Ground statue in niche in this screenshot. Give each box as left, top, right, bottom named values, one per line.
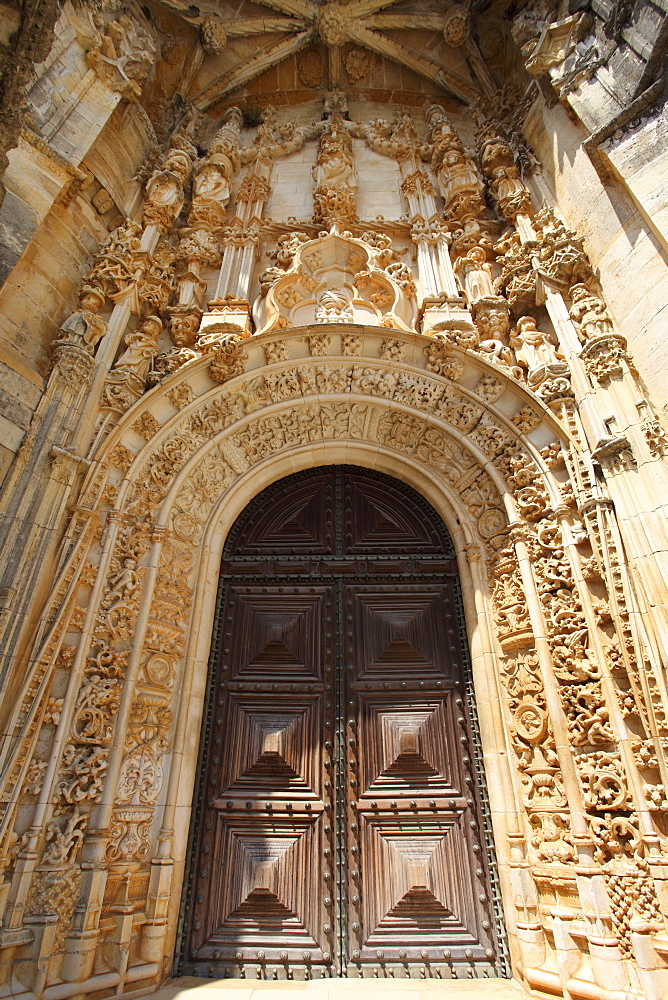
left=113, top=315, right=162, bottom=382
left=312, top=115, right=357, bottom=228
left=56, top=286, right=107, bottom=354
left=454, top=246, right=497, bottom=303
left=511, top=316, right=563, bottom=372
left=313, top=128, right=357, bottom=190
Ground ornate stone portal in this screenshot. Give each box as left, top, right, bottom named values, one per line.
left=1, top=40, right=668, bottom=1000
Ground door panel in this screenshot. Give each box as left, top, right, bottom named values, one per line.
left=344, top=582, right=496, bottom=973
left=181, top=467, right=503, bottom=980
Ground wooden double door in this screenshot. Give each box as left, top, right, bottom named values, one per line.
left=181, top=467, right=502, bottom=979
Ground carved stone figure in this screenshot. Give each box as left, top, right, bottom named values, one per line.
left=188, top=160, right=231, bottom=230
left=312, top=115, right=357, bottom=229
left=55, top=287, right=107, bottom=354
left=454, top=246, right=496, bottom=303
left=426, top=105, right=485, bottom=223
left=511, top=316, right=563, bottom=371
left=143, top=146, right=193, bottom=232
left=477, top=127, right=533, bottom=225
left=569, top=284, right=615, bottom=342
left=113, top=315, right=162, bottom=381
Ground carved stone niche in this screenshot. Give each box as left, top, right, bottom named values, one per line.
left=253, top=230, right=416, bottom=336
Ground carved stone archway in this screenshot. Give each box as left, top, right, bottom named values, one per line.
left=1, top=325, right=662, bottom=1000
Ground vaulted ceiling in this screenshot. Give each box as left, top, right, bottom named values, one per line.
left=146, top=0, right=523, bottom=119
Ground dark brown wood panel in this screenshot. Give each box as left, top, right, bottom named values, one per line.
left=181, top=467, right=503, bottom=981
left=343, top=583, right=496, bottom=973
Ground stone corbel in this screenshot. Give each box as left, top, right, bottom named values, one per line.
left=591, top=434, right=636, bottom=470
left=201, top=298, right=252, bottom=340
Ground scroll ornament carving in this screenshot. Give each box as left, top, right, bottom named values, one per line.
left=86, top=14, right=156, bottom=102
left=56, top=520, right=151, bottom=815
left=42, top=807, right=88, bottom=867
left=424, top=339, right=465, bottom=381
left=499, top=641, right=574, bottom=863
left=577, top=752, right=633, bottom=811
left=253, top=230, right=416, bottom=335
left=206, top=337, right=245, bottom=384
left=529, top=812, right=576, bottom=863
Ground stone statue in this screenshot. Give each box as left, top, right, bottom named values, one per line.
left=426, top=104, right=484, bottom=221
left=113, top=315, right=162, bottom=381
left=569, top=284, right=614, bottom=341
left=143, top=148, right=193, bottom=232
left=56, top=287, right=107, bottom=354
left=188, top=158, right=231, bottom=230
left=511, top=316, right=563, bottom=371
left=454, top=246, right=496, bottom=303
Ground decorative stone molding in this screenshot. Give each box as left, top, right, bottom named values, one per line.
left=86, top=15, right=156, bottom=102
left=253, top=230, right=416, bottom=335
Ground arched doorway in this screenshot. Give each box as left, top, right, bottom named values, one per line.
left=180, top=466, right=506, bottom=980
